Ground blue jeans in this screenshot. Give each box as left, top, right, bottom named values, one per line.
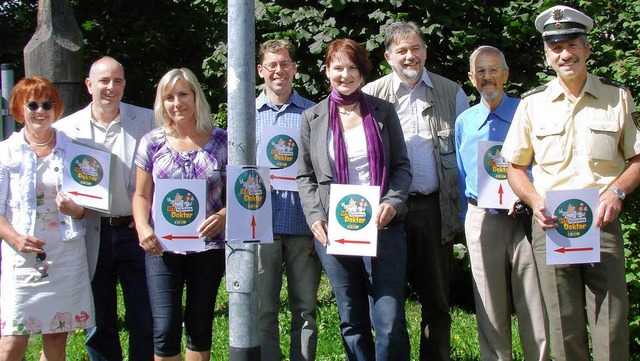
left=86, top=225, right=153, bottom=361
left=315, top=222, right=410, bottom=361
left=145, top=249, right=225, bottom=357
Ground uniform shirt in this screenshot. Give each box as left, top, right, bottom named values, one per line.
left=502, top=74, right=640, bottom=195
left=256, top=90, right=315, bottom=235
left=455, top=94, right=519, bottom=216
left=391, top=71, right=469, bottom=195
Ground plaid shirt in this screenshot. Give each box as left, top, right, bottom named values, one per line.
left=256, top=90, right=315, bottom=235
left=135, top=127, right=227, bottom=249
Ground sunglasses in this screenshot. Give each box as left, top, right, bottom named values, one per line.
left=26, top=101, right=53, bottom=111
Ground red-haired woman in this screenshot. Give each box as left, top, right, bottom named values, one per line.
left=0, top=76, right=93, bottom=361
left=297, top=39, right=412, bottom=360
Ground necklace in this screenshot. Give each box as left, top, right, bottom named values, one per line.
left=25, top=131, right=54, bottom=147
left=337, top=102, right=359, bottom=116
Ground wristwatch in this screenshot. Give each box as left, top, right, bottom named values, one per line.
left=608, top=186, right=626, bottom=201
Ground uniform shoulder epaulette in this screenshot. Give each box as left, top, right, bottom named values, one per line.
left=521, top=85, right=547, bottom=99
left=600, top=77, right=628, bottom=89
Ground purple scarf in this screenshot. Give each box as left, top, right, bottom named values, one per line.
left=329, top=89, right=387, bottom=194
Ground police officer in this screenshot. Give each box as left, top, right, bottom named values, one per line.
left=502, top=6, right=640, bottom=361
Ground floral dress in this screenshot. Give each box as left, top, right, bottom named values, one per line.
left=0, top=154, right=94, bottom=335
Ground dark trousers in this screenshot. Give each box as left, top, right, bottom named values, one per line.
left=405, top=194, right=453, bottom=361
left=145, top=249, right=225, bottom=357
left=86, top=225, right=154, bottom=361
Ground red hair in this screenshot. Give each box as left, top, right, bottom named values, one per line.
left=325, top=38, right=372, bottom=80
left=9, top=76, right=64, bottom=123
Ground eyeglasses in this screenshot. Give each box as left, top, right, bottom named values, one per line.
left=473, top=68, right=503, bottom=77
left=261, top=61, right=294, bottom=72
left=26, top=101, right=53, bottom=111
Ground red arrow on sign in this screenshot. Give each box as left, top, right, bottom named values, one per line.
left=554, top=247, right=594, bottom=254
left=270, top=175, right=296, bottom=181
left=498, top=184, right=504, bottom=205
left=334, top=239, right=371, bottom=245
left=162, top=234, right=199, bottom=241
left=251, top=215, right=257, bottom=239
left=69, top=191, right=103, bottom=200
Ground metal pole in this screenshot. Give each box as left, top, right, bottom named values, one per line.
left=226, top=0, right=259, bottom=360
left=1, top=64, right=15, bottom=140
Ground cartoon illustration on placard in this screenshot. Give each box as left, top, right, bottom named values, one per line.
left=483, top=145, right=508, bottom=180
left=266, top=135, right=298, bottom=169
left=161, top=189, right=199, bottom=226
left=235, top=169, right=267, bottom=210
left=554, top=199, right=593, bottom=238
left=71, top=155, right=104, bottom=186
left=336, top=194, right=372, bottom=230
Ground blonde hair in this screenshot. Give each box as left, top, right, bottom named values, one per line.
left=154, top=68, right=212, bottom=136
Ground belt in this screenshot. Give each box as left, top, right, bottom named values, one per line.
left=468, top=198, right=509, bottom=214
left=408, top=192, right=437, bottom=199
left=101, top=215, right=134, bottom=228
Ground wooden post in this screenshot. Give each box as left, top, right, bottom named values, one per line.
left=24, top=0, right=84, bottom=116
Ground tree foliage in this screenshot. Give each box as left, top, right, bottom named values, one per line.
left=2, top=0, right=640, bottom=354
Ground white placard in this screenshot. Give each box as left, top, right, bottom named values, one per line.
left=258, top=126, right=301, bottom=192
left=153, top=179, right=207, bottom=252
left=62, top=141, right=112, bottom=213
left=225, top=165, right=273, bottom=243
left=545, top=188, right=600, bottom=265
left=477, top=140, right=516, bottom=209
left=327, top=184, right=380, bottom=257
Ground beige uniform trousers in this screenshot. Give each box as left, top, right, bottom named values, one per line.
left=532, top=218, right=628, bottom=361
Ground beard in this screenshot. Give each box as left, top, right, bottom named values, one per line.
left=479, top=84, right=501, bottom=102
left=395, top=65, right=422, bottom=82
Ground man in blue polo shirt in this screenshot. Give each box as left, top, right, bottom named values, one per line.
left=255, top=39, right=321, bottom=361
left=454, top=46, right=549, bottom=360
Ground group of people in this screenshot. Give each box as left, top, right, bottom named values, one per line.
left=0, top=4, right=637, bottom=361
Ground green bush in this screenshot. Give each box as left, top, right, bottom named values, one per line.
left=621, top=191, right=640, bottom=355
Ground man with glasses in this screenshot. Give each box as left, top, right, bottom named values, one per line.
left=55, top=56, right=154, bottom=361
left=455, top=46, right=548, bottom=360
left=255, top=39, right=321, bottom=361
left=363, top=21, right=468, bottom=360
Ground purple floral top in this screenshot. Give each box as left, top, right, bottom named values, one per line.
left=135, top=127, right=227, bottom=249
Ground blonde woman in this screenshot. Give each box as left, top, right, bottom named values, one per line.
left=132, top=68, right=227, bottom=360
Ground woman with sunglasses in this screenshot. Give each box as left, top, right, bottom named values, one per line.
left=297, top=39, right=412, bottom=360
left=0, top=76, right=93, bottom=360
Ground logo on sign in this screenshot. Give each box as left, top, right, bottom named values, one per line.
left=162, top=189, right=199, bottom=226
left=266, top=135, right=298, bottom=168
left=483, top=145, right=509, bottom=180
left=235, top=170, right=267, bottom=210
left=71, top=155, right=104, bottom=186
left=335, top=194, right=372, bottom=230
left=554, top=199, right=593, bottom=238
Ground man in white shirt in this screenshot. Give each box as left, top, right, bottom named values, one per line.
left=55, top=56, right=154, bottom=361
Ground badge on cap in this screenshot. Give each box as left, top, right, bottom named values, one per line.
left=535, top=5, right=593, bottom=43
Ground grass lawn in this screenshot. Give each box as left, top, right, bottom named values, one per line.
left=25, top=273, right=524, bottom=360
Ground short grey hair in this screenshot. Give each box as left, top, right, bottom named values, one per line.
left=469, top=46, right=508, bottom=71
left=383, top=21, right=426, bottom=53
